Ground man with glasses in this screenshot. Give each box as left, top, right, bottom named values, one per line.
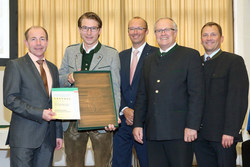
left=193, top=22, right=249, bottom=167
left=133, top=17, right=204, bottom=167
left=59, top=12, right=120, bottom=167
left=112, top=17, right=157, bottom=167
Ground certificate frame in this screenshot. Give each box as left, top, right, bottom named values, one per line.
left=51, top=88, right=81, bottom=120
left=74, top=71, right=118, bottom=130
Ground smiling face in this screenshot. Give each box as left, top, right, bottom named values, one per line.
left=78, top=18, right=102, bottom=51
left=24, top=27, right=48, bottom=59
left=128, top=18, right=148, bottom=49
left=201, top=25, right=224, bottom=55
left=154, top=18, right=177, bottom=50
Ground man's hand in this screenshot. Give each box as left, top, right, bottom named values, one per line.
left=42, top=109, right=56, bottom=121
left=222, top=134, right=234, bottom=148
left=67, top=72, right=75, bottom=84
left=105, top=118, right=121, bottom=131
left=184, top=128, right=197, bottom=142
left=55, top=138, right=63, bottom=150
left=123, top=108, right=134, bottom=126
left=133, top=127, right=143, bottom=144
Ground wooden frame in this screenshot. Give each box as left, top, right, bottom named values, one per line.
left=74, top=71, right=118, bottom=130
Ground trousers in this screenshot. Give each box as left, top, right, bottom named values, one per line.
left=64, top=121, right=113, bottom=167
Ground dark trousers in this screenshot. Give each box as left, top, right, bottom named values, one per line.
left=242, top=140, right=250, bottom=167
left=112, top=117, right=148, bottom=167
left=64, top=121, right=113, bottom=167
left=10, top=128, right=54, bottom=167
left=147, top=139, right=193, bottom=167
left=193, top=135, right=237, bottom=167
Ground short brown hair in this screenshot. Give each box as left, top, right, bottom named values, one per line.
left=201, top=22, right=222, bottom=36
left=78, top=12, right=102, bottom=28
left=24, top=26, right=48, bottom=40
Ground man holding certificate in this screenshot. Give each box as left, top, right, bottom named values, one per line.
left=59, top=12, right=120, bottom=167
left=3, top=26, right=63, bottom=167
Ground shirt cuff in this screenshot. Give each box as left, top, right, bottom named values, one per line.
left=120, top=106, right=128, bottom=116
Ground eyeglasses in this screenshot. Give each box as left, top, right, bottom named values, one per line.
left=80, top=26, right=100, bottom=32
left=128, top=27, right=147, bottom=32
left=155, top=28, right=175, bottom=34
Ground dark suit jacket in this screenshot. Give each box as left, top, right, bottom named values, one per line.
left=200, top=51, right=249, bottom=142
left=134, top=44, right=204, bottom=140
left=120, top=43, right=158, bottom=113
left=3, top=54, right=63, bottom=148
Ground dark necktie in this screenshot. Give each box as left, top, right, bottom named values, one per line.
left=206, top=56, right=211, bottom=61
left=36, top=60, right=49, bottom=96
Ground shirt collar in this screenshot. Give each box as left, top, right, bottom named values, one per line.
left=160, top=42, right=177, bottom=53
left=204, top=48, right=221, bottom=60
left=82, top=42, right=99, bottom=54
left=28, top=52, right=45, bottom=63
left=132, top=42, right=146, bottom=54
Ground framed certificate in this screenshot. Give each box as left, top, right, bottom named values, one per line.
left=51, top=88, right=81, bottom=120
left=74, top=71, right=118, bottom=130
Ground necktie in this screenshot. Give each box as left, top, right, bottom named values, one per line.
left=206, top=56, right=211, bottom=61
left=130, top=49, right=139, bottom=85
left=37, top=60, right=49, bottom=96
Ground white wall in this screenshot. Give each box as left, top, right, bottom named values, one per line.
left=234, top=0, right=250, bottom=142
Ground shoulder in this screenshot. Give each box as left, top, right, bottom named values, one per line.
left=119, top=48, right=131, bottom=58
left=145, top=43, right=158, bottom=52
left=220, top=51, right=245, bottom=63
left=65, top=43, right=81, bottom=52
left=177, top=45, right=199, bottom=54
left=175, top=45, right=200, bottom=59
left=66, top=43, right=81, bottom=49
left=99, top=44, right=119, bottom=55
left=7, top=54, right=28, bottom=66
left=46, top=60, right=57, bottom=69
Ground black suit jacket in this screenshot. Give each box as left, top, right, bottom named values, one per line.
left=200, top=51, right=249, bottom=142
left=119, top=43, right=158, bottom=112
left=3, top=54, right=63, bottom=148
left=134, top=44, right=204, bottom=140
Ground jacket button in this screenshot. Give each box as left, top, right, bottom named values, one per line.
left=157, top=80, right=160, bottom=83
left=155, top=90, right=159, bottom=93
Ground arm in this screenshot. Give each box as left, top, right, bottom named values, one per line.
left=133, top=61, right=148, bottom=128
left=223, top=56, right=249, bottom=144
left=54, top=68, right=63, bottom=141
left=59, top=48, right=75, bottom=87
left=3, top=60, right=46, bottom=123
left=105, top=50, right=121, bottom=131
left=185, top=51, right=204, bottom=141
left=110, top=50, right=121, bottom=117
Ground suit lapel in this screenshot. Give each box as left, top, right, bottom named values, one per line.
left=24, top=54, right=48, bottom=97
left=89, top=50, right=103, bottom=71
left=131, top=43, right=150, bottom=85
left=125, top=48, right=132, bottom=85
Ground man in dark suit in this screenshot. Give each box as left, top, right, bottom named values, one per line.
left=193, top=22, right=249, bottom=167
left=112, top=17, right=158, bottom=167
left=133, top=17, right=204, bottom=167
left=3, top=26, right=63, bottom=167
